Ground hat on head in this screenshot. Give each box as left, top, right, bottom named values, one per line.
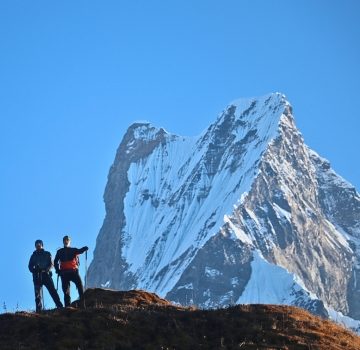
left=63, top=235, right=71, bottom=242
left=35, top=239, right=43, bottom=247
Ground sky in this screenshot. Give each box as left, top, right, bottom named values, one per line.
left=0, top=0, right=359, bottom=311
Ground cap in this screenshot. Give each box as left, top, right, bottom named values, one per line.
left=63, top=235, right=71, bottom=242
left=35, top=239, right=43, bottom=247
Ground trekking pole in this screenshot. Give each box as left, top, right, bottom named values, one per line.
left=55, top=246, right=61, bottom=292
left=39, top=271, right=45, bottom=311
left=83, top=250, right=88, bottom=309
left=41, top=286, right=45, bottom=311
left=84, top=250, right=88, bottom=291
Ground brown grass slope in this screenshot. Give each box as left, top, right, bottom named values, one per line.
left=0, top=288, right=359, bottom=350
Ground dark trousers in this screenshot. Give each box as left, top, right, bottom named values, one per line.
left=33, top=272, right=63, bottom=312
left=60, top=269, right=84, bottom=307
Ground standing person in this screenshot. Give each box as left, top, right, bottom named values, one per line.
left=54, top=235, right=88, bottom=307
left=28, top=239, right=63, bottom=312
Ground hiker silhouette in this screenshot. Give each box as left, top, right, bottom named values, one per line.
left=28, top=239, right=63, bottom=312
left=54, top=235, right=88, bottom=307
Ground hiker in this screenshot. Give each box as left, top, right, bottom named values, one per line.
left=28, top=239, right=63, bottom=312
left=54, top=235, right=88, bottom=307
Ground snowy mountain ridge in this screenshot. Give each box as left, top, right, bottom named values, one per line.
left=88, top=92, right=360, bottom=331
left=121, top=93, right=289, bottom=295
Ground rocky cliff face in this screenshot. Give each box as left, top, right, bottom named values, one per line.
left=87, top=93, right=360, bottom=328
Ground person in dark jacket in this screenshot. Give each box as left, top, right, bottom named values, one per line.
left=28, top=239, right=63, bottom=312
left=54, top=235, right=88, bottom=307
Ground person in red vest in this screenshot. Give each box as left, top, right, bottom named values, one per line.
left=54, top=235, right=88, bottom=307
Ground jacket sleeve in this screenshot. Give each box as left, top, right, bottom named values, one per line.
left=76, top=246, right=89, bottom=255
left=54, top=251, right=60, bottom=273
left=28, top=255, right=35, bottom=273
left=46, top=252, right=53, bottom=272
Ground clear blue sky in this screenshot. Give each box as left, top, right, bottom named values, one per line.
left=0, top=0, right=359, bottom=310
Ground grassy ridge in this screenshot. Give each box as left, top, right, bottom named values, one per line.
left=0, top=288, right=359, bottom=350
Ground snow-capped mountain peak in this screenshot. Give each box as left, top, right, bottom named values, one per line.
left=88, top=93, right=360, bottom=332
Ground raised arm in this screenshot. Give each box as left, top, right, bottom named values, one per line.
left=76, top=246, right=89, bottom=255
